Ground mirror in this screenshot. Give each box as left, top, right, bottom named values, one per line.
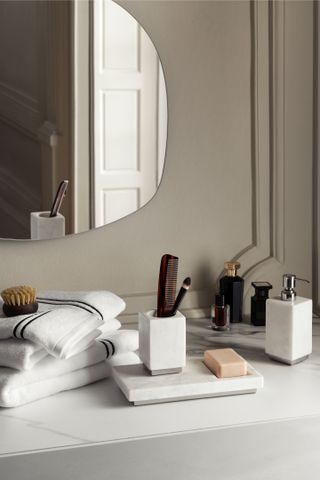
left=0, top=0, right=167, bottom=240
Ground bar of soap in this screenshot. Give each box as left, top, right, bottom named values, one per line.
left=204, top=348, right=247, bottom=378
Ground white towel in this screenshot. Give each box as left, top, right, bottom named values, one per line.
left=0, top=362, right=108, bottom=408
left=109, top=351, right=142, bottom=366
left=0, top=329, right=138, bottom=371
left=99, top=330, right=138, bottom=357
left=0, top=349, right=141, bottom=407
left=0, top=339, right=48, bottom=371
left=0, top=338, right=48, bottom=370
left=37, top=290, right=126, bottom=321
left=98, top=318, right=121, bottom=337
left=0, top=302, right=103, bottom=359
left=0, top=290, right=125, bottom=359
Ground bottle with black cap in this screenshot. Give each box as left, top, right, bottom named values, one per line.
left=265, top=274, right=312, bottom=364
left=251, top=282, right=273, bottom=326
left=211, top=293, right=230, bottom=331
left=219, top=261, right=244, bottom=323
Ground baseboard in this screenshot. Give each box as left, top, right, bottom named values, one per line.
left=119, top=289, right=211, bottom=324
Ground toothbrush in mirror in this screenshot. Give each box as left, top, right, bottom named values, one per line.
left=49, top=180, right=69, bottom=217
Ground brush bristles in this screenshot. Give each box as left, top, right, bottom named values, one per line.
left=1, top=286, right=37, bottom=306
left=183, top=277, right=191, bottom=289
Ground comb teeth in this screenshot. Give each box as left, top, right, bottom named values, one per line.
left=165, top=260, right=178, bottom=307
left=157, top=254, right=179, bottom=317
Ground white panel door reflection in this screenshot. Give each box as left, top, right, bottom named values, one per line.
left=93, top=0, right=167, bottom=227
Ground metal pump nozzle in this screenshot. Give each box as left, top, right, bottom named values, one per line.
left=281, top=274, right=310, bottom=301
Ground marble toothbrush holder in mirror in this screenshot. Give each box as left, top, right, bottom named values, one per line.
left=30, top=212, right=65, bottom=241
left=138, top=310, right=186, bottom=376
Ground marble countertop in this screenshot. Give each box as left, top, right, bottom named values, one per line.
left=1, top=318, right=320, bottom=458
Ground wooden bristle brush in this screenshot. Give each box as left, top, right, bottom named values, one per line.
left=1, top=285, right=38, bottom=317
left=157, top=254, right=179, bottom=317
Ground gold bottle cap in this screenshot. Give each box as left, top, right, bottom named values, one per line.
left=224, top=261, right=241, bottom=277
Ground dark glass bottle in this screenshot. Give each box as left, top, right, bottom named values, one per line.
left=211, top=293, right=230, bottom=331
left=250, top=282, right=273, bottom=326
left=219, top=261, right=244, bottom=323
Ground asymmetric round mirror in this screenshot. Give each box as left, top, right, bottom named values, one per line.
left=0, top=0, right=167, bottom=240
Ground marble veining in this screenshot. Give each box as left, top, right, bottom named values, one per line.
left=0, top=411, right=91, bottom=443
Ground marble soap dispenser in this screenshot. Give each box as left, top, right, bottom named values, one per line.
left=265, top=274, right=312, bottom=365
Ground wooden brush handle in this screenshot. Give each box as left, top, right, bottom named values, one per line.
left=3, top=302, right=38, bottom=317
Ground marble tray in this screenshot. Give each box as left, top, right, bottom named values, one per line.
left=111, top=357, right=264, bottom=405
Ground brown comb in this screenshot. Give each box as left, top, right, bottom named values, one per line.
left=156, top=254, right=179, bottom=317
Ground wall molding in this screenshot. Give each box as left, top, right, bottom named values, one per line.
left=229, top=1, right=285, bottom=298
left=238, top=0, right=316, bottom=316
left=225, top=0, right=272, bottom=279
left=314, top=0, right=320, bottom=315
left=119, top=289, right=210, bottom=323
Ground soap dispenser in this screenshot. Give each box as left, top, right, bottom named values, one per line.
left=265, top=274, right=312, bottom=365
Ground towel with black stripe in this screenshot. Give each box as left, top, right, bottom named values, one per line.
left=0, top=332, right=140, bottom=407
left=0, top=326, right=138, bottom=372
left=0, top=303, right=102, bottom=359
left=99, top=329, right=138, bottom=359
left=37, top=290, right=126, bottom=322
left=0, top=290, right=126, bottom=360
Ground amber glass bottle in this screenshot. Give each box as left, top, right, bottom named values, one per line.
left=211, top=294, right=230, bottom=331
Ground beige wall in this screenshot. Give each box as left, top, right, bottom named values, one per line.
left=0, top=0, right=316, bottom=321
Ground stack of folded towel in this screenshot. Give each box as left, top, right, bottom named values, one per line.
left=0, top=291, right=139, bottom=407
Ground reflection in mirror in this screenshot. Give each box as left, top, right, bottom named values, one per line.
left=91, top=0, right=167, bottom=228
left=0, top=0, right=167, bottom=240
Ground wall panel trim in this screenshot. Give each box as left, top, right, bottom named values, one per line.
left=235, top=1, right=285, bottom=286
left=313, top=0, right=320, bottom=315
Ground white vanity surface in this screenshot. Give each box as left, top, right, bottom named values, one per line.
left=1, top=318, right=320, bottom=479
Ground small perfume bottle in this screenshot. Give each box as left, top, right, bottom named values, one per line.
left=266, top=274, right=312, bottom=364
left=211, top=294, right=230, bottom=331
left=219, top=261, right=244, bottom=323
left=251, top=282, right=273, bottom=326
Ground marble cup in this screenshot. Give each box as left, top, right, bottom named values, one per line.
left=138, top=310, right=186, bottom=375
left=30, top=211, right=65, bottom=240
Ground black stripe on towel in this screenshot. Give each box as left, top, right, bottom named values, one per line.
left=37, top=298, right=103, bottom=320
left=100, top=340, right=111, bottom=359
left=108, top=340, right=115, bottom=356
left=20, top=311, right=50, bottom=339
left=100, top=340, right=110, bottom=358
left=37, top=300, right=94, bottom=317
left=13, top=313, right=38, bottom=339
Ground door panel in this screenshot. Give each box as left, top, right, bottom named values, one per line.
left=93, top=0, right=160, bottom=227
